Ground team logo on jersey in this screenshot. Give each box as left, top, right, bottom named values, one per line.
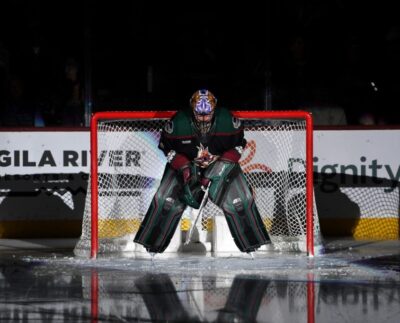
left=194, top=143, right=219, bottom=168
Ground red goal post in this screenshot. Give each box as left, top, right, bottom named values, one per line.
left=86, top=110, right=316, bottom=258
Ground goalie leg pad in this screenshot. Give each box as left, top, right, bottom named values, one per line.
left=203, top=160, right=241, bottom=205
left=134, top=167, right=186, bottom=253
left=213, top=171, right=270, bottom=252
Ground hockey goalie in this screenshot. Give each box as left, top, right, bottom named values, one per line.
left=134, top=89, right=270, bottom=253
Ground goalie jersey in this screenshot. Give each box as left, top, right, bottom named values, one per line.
left=158, top=107, right=246, bottom=161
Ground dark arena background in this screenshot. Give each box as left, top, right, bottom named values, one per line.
left=0, top=1, right=399, bottom=322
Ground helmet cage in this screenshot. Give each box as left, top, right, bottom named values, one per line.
left=190, top=89, right=217, bottom=135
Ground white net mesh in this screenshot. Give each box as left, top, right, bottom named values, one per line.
left=74, top=113, right=321, bottom=256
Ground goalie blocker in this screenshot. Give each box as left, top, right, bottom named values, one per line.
left=134, top=160, right=270, bottom=253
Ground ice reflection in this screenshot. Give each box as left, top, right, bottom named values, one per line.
left=0, top=251, right=399, bottom=323
left=128, top=273, right=310, bottom=322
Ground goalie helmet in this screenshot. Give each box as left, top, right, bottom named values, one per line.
left=190, top=89, right=217, bottom=134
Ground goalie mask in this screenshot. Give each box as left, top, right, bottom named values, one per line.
left=190, top=89, right=217, bottom=135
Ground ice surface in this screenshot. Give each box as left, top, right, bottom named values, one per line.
left=1, top=238, right=400, bottom=323
left=20, top=239, right=400, bottom=283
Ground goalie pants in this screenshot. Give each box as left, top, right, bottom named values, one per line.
left=134, top=166, right=270, bottom=253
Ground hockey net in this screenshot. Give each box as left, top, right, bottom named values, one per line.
left=74, top=111, right=321, bottom=258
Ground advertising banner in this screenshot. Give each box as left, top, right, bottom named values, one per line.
left=0, top=129, right=399, bottom=238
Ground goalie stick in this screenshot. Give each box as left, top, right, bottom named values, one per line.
left=184, top=182, right=211, bottom=245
